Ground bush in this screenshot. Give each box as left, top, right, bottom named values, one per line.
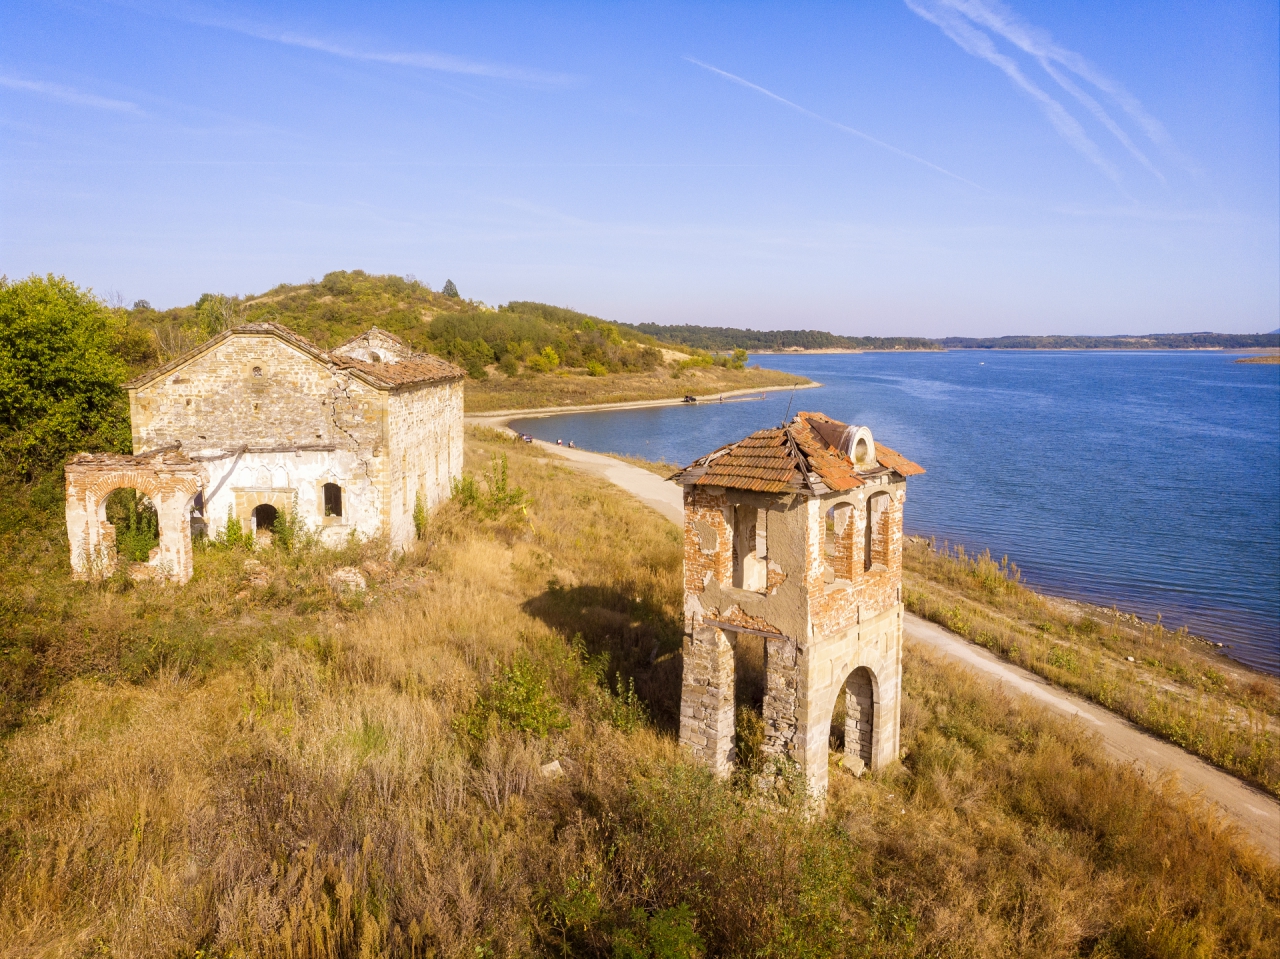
left=586, top=360, right=608, bottom=377
left=413, top=491, right=427, bottom=540
left=104, top=488, right=158, bottom=562
left=461, top=659, right=569, bottom=739
left=0, top=275, right=130, bottom=476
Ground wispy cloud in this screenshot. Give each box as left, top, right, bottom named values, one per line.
left=0, top=75, right=143, bottom=114
left=193, top=14, right=573, bottom=85
left=685, top=57, right=980, bottom=189
left=904, top=0, right=1177, bottom=181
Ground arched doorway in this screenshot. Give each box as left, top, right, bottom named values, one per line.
left=252, top=503, right=278, bottom=540
left=730, top=631, right=767, bottom=770
left=844, top=666, right=877, bottom=774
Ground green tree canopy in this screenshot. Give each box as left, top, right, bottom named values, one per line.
left=441, top=279, right=459, bottom=298
left=0, top=275, right=131, bottom=476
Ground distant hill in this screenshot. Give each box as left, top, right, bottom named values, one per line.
left=625, top=323, right=1279, bottom=353
left=620, top=323, right=937, bottom=352
left=933, top=333, right=1280, bottom=350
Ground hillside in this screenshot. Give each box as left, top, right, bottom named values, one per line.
left=116, top=272, right=808, bottom=409
left=1, top=428, right=1276, bottom=955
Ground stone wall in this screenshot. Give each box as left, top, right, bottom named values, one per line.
left=385, top=380, right=464, bottom=546
left=129, top=333, right=385, bottom=454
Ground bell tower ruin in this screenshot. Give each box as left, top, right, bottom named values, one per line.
left=670, top=412, right=924, bottom=798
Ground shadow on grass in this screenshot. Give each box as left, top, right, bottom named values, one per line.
left=522, top=581, right=684, bottom=733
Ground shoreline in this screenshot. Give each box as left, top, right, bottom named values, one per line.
left=466, top=381, right=822, bottom=425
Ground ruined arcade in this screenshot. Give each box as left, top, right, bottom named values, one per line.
left=671, top=412, right=924, bottom=797
left=65, top=323, right=465, bottom=583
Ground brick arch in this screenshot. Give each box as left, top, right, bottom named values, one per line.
left=838, top=665, right=880, bottom=772
left=65, top=451, right=207, bottom=584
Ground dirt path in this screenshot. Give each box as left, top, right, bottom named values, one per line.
left=500, top=435, right=1280, bottom=863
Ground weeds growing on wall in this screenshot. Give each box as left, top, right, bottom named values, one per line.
left=413, top=490, right=427, bottom=540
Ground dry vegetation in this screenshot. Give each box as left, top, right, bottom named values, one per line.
left=462, top=366, right=809, bottom=413
left=1, top=432, right=1277, bottom=957
left=1233, top=354, right=1280, bottom=364
left=903, top=538, right=1280, bottom=798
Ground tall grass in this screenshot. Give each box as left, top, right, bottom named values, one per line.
left=903, top=539, right=1280, bottom=797
left=0, top=434, right=1276, bottom=957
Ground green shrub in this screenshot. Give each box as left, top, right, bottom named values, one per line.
left=0, top=274, right=131, bottom=476
left=413, top=490, right=427, bottom=540
left=105, top=487, right=158, bottom=562
left=461, top=659, right=568, bottom=739
left=214, top=509, right=254, bottom=550
left=451, top=454, right=528, bottom=520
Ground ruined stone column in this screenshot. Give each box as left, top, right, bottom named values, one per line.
left=679, top=625, right=736, bottom=776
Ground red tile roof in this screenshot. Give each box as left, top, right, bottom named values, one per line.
left=670, top=411, right=923, bottom=494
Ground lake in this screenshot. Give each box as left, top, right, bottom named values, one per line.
left=511, top=351, right=1280, bottom=675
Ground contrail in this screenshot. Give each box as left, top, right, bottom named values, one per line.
left=685, top=57, right=981, bottom=189
left=905, top=0, right=1178, bottom=181
left=0, top=75, right=143, bottom=114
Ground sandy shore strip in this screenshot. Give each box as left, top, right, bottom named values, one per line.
left=467, top=381, right=821, bottom=426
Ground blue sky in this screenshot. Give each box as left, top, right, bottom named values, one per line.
left=2, top=1, right=1277, bottom=335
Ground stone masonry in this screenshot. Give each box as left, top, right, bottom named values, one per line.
left=66, top=323, right=465, bottom=584
left=670, top=412, right=924, bottom=798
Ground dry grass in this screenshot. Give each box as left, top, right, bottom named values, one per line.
left=0, top=434, right=1276, bottom=957
left=1233, top=354, right=1280, bottom=364
left=903, top=538, right=1280, bottom=797
left=463, top=364, right=808, bottom=413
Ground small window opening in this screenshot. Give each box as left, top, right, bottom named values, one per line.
left=854, top=437, right=869, bottom=463
left=369, top=351, right=382, bottom=363
left=252, top=503, right=278, bottom=537
left=731, top=631, right=767, bottom=770
left=253, top=402, right=259, bottom=411
left=185, top=398, right=192, bottom=406
left=252, top=366, right=262, bottom=377
left=323, top=483, right=343, bottom=517
left=731, top=504, right=767, bottom=591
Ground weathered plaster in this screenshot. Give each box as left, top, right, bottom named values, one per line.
left=678, top=435, right=911, bottom=799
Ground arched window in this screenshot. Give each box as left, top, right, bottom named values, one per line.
left=104, top=487, right=159, bottom=561
left=865, top=493, right=890, bottom=571
left=323, top=482, right=343, bottom=517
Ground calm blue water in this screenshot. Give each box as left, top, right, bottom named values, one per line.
left=513, top=352, right=1280, bottom=674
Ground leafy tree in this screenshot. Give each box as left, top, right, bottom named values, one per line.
left=442, top=279, right=459, bottom=298
left=0, top=274, right=131, bottom=477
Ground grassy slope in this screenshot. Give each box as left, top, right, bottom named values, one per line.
left=1, top=430, right=1276, bottom=957
left=903, top=539, right=1280, bottom=798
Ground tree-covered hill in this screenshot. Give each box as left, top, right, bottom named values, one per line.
left=124, top=271, right=675, bottom=380
left=626, top=322, right=1279, bottom=353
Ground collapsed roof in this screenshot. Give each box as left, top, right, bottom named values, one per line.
left=669, top=411, right=924, bottom=495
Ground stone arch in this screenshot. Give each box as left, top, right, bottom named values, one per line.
left=65, top=451, right=207, bottom=584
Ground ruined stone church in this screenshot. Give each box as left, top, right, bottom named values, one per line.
left=670, top=412, right=924, bottom=798
left=65, top=323, right=465, bottom=583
